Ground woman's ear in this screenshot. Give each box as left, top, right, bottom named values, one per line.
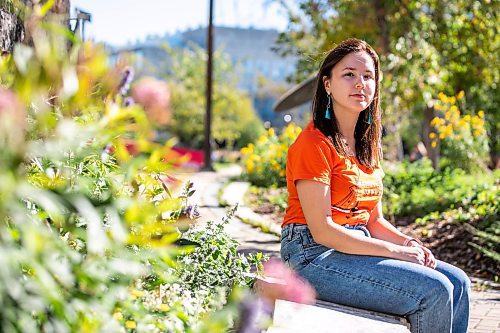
left=323, top=76, right=331, bottom=94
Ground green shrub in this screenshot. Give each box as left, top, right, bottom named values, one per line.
left=383, top=159, right=495, bottom=218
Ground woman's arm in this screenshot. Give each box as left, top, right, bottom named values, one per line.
left=367, top=201, right=437, bottom=268
left=296, top=180, right=426, bottom=265
left=366, top=201, right=411, bottom=245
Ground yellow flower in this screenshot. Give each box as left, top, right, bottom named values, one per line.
left=471, top=116, right=484, bottom=129
left=113, top=312, right=123, bottom=321
left=130, top=289, right=145, bottom=298
left=445, top=124, right=453, bottom=137
left=439, top=132, right=446, bottom=140
left=457, top=119, right=467, bottom=129
left=252, top=154, right=261, bottom=162
left=258, top=136, right=268, bottom=145
left=438, top=92, right=447, bottom=103
left=246, top=160, right=255, bottom=173
left=125, top=321, right=136, bottom=329
left=430, top=117, right=441, bottom=127
left=448, top=96, right=456, bottom=104
left=279, top=170, right=286, bottom=177
left=445, top=110, right=451, bottom=121
left=478, top=110, right=485, bottom=118
left=463, top=115, right=471, bottom=122
left=268, top=128, right=275, bottom=137
left=456, top=90, right=465, bottom=100
left=158, top=304, right=170, bottom=312
left=431, top=141, right=437, bottom=148
left=429, top=132, right=436, bottom=139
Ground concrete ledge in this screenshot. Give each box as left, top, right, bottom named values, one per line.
left=268, top=299, right=410, bottom=333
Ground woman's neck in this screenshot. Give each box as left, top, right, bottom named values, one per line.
left=333, top=107, right=359, bottom=140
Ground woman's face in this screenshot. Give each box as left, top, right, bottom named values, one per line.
left=323, top=51, right=376, bottom=115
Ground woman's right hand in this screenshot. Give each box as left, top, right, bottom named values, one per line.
left=393, top=245, right=427, bottom=265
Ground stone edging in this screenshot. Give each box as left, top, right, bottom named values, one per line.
left=219, top=180, right=281, bottom=237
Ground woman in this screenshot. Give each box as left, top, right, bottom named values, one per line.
left=281, top=38, right=470, bottom=333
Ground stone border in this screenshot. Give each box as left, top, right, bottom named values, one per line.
left=219, top=180, right=281, bottom=236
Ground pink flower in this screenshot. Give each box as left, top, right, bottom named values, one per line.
left=0, top=88, right=26, bottom=149
left=254, top=259, right=316, bottom=305
left=131, top=77, right=171, bottom=126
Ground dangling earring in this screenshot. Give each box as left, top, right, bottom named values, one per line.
left=325, top=94, right=331, bottom=120
left=367, top=112, right=372, bottom=125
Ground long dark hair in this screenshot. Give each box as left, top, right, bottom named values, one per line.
left=312, top=38, right=382, bottom=169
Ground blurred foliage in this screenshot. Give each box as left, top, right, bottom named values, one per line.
left=383, top=159, right=495, bottom=217
left=240, top=124, right=302, bottom=187
left=429, top=91, right=489, bottom=171
left=384, top=160, right=499, bottom=263
left=0, top=8, right=264, bottom=333
left=165, top=45, right=264, bottom=150
left=274, top=0, right=499, bottom=164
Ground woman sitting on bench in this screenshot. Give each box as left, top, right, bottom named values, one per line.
left=281, top=38, right=470, bottom=333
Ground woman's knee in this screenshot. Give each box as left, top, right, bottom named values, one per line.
left=419, top=272, right=455, bottom=309
left=436, top=261, right=471, bottom=295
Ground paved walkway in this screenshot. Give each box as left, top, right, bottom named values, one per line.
left=177, top=165, right=500, bottom=333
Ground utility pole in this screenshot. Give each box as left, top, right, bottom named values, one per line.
left=203, top=0, right=214, bottom=171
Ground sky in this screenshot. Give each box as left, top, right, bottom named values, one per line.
left=70, top=0, right=290, bottom=47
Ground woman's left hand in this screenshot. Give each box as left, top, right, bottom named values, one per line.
left=413, top=244, right=437, bottom=269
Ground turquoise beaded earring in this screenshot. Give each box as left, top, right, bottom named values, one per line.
left=367, top=112, right=372, bottom=124
left=325, top=94, right=331, bottom=120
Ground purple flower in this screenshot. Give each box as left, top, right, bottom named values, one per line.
left=123, top=96, right=135, bottom=107
left=118, top=66, right=134, bottom=96
left=181, top=204, right=200, bottom=220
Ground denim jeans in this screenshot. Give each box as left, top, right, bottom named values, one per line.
left=281, top=223, right=470, bottom=333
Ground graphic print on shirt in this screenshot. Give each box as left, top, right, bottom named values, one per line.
left=331, top=160, right=383, bottom=223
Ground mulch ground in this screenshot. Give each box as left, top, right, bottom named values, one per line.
left=397, top=218, right=499, bottom=280
left=247, top=191, right=498, bottom=281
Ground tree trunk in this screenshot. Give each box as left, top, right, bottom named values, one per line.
left=0, top=0, right=70, bottom=53
left=0, top=8, right=24, bottom=53
left=372, top=0, right=390, bottom=54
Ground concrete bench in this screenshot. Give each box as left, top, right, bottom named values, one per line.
left=267, top=299, right=411, bottom=333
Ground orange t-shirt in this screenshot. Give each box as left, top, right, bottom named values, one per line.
left=282, top=121, right=384, bottom=228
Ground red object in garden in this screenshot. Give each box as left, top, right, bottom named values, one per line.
left=171, top=147, right=205, bottom=169
left=107, top=140, right=204, bottom=170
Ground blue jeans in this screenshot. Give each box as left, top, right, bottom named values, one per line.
left=280, top=223, right=470, bottom=333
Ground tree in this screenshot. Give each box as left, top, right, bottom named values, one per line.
left=166, top=45, right=264, bottom=149
left=274, top=0, right=499, bottom=167
left=1, top=0, right=70, bottom=53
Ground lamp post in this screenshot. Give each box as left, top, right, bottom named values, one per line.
left=203, top=0, right=215, bottom=171
left=72, top=8, right=92, bottom=41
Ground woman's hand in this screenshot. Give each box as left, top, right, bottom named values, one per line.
left=394, top=243, right=437, bottom=268
left=394, top=245, right=427, bottom=266
left=414, top=244, right=437, bottom=269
